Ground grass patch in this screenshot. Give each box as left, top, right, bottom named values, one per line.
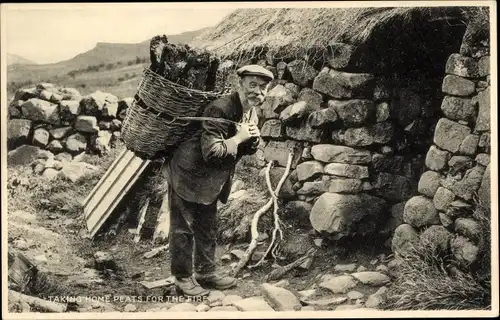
left=385, top=198, right=491, bottom=310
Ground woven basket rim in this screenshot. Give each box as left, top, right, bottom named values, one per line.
left=141, top=68, right=223, bottom=97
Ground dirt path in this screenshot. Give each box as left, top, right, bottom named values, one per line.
left=7, top=158, right=393, bottom=313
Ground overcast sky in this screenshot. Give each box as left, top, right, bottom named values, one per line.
left=3, top=3, right=235, bottom=64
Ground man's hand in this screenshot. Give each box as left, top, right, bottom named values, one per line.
left=234, top=123, right=260, bottom=144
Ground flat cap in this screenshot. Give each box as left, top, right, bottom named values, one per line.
left=236, top=64, right=274, bottom=82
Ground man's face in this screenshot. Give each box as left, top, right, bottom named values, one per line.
left=238, top=75, right=270, bottom=107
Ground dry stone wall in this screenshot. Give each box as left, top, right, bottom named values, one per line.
left=7, top=84, right=132, bottom=178
left=392, top=26, right=491, bottom=267
left=232, top=44, right=443, bottom=241
left=237, top=22, right=490, bottom=244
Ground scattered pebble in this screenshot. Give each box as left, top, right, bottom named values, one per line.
left=34, top=255, right=48, bottom=263
left=221, top=254, right=232, bottom=262
left=347, top=291, right=364, bottom=300
left=230, top=249, right=245, bottom=260
left=196, top=304, right=210, bottom=312
left=334, top=263, right=357, bottom=273
left=274, top=279, right=290, bottom=288
left=314, top=238, right=323, bottom=247
left=124, top=304, right=137, bottom=312
left=298, top=289, right=316, bottom=299
left=375, top=265, right=389, bottom=274
left=356, top=265, right=367, bottom=272
left=222, top=294, right=243, bottom=306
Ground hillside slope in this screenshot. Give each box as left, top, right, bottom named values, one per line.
left=7, top=28, right=209, bottom=85
left=7, top=53, right=36, bottom=66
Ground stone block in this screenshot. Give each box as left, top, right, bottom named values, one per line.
left=433, top=118, right=471, bottom=153
left=403, top=196, right=439, bottom=228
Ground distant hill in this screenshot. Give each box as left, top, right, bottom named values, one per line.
left=7, top=27, right=209, bottom=85
left=7, top=53, right=36, bottom=66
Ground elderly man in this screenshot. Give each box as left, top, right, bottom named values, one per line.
left=162, top=64, right=274, bottom=296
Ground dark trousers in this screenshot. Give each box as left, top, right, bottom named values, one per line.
left=168, top=187, right=218, bottom=278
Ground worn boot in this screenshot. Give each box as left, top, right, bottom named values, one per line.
left=175, top=276, right=210, bottom=296
left=195, top=272, right=237, bottom=290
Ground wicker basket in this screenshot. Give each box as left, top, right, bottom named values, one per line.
left=121, top=68, right=223, bottom=159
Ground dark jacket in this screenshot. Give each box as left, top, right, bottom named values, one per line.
left=162, top=92, right=259, bottom=205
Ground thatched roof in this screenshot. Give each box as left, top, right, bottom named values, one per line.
left=191, top=6, right=485, bottom=59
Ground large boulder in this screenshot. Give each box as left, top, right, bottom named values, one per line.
left=425, top=145, right=450, bottom=171
left=8, top=100, right=23, bottom=119
left=310, top=192, right=386, bottom=239
left=260, top=85, right=296, bottom=116
left=308, top=107, right=338, bottom=128
left=403, top=196, right=439, bottom=228
left=478, top=164, right=490, bottom=209
left=80, top=91, right=117, bottom=116
left=459, top=134, right=479, bottom=155
left=7, top=119, right=32, bottom=149
left=329, top=99, right=375, bottom=126
left=392, top=224, right=419, bottom=256
left=32, top=128, right=50, bottom=147
left=451, top=165, right=486, bottom=201
left=46, top=140, right=64, bottom=153
left=433, top=119, right=471, bottom=153
left=333, top=122, right=393, bottom=147
left=297, top=88, right=323, bottom=112
left=451, top=236, right=479, bottom=266
left=59, top=100, right=82, bottom=121
left=59, top=87, right=82, bottom=101
left=58, top=162, right=98, bottom=183
left=280, top=101, right=308, bottom=124
left=475, top=87, right=490, bottom=132
left=311, top=144, right=371, bottom=165
left=285, top=120, right=323, bottom=143
left=455, top=218, right=482, bottom=244
left=49, top=127, right=73, bottom=140
left=7, top=145, right=41, bottom=166
left=93, top=131, right=112, bottom=154
left=261, top=120, right=284, bottom=138
left=324, top=163, right=369, bottom=179
left=286, top=60, right=318, bottom=87
left=313, top=68, right=375, bottom=99
left=320, top=275, right=357, bottom=294
left=74, top=116, right=99, bottom=133
left=296, top=161, right=324, bottom=182
left=417, top=171, right=441, bottom=198
left=65, top=133, right=88, bottom=153
left=442, top=75, right=475, bottom=96
left=445, top=53, right=483, bottom=78
left=440, top=96, right=476, bottom=123
left=328, top=178, right=363, bottom=193
left=261, top=283, right=301, bottom=311
left=14, top=87, right=37, bottom=101
left=433, top=187, right=455, bottom=211
left=21, top=98, right=60, bottom=124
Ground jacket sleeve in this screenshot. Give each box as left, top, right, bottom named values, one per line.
left=200, top=104, right=239, bottom=165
